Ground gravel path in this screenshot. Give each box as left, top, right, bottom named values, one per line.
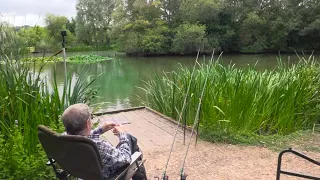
left=143, top=140, right=320, bottom=180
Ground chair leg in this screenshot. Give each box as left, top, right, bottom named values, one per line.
left=47, top=158, right=69, bottom=180
left=133, top=161, right=147, bottom=180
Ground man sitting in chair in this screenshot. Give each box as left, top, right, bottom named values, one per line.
left=61, top=103, right=146, bottom=179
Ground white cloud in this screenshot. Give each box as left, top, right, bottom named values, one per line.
left=0, top=0, right=77, bottom=26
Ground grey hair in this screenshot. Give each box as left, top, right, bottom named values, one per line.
left=61, top=103, right=91, bottom=135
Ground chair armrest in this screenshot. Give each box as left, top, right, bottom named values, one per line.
left=113, top=152, right=145, bottom=180
left=130, top=152, right=142, bottom=164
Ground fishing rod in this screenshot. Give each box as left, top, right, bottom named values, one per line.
left=179, top=51, right=214, bottom=180
left=195, top=51, right=223, bottom=147
left=161, top=50, right=201, bottom=180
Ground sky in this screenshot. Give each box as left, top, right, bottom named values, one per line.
left=0, top=0, right=77, bottom=26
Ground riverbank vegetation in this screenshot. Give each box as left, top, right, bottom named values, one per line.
left=142, top=55, right=320, bottom=142
left=0, top=55, right=98, bottom=178
left=2, top=0, right=320, bottom=56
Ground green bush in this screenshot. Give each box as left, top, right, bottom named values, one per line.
left=141, top=20, right=171, bottom=55
left=0, top=131, right=55, bottom=180
left=115, top=19, right=171, bottom=55
left=172, top=23, right=208, bottom=54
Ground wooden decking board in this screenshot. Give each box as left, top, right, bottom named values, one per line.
left=121, top=112, right=155, bottom=148
left=139, top=109, right=187, bottom=138
left=136, top=111, right=185, bottom=142
left=124, top=111, right=165, bottom=146
left=140, top=109, right=178, bottom=129
left=141, top=109, right=188, bottom=133
left=98, top=107, right=191, bottom=150
left=131, top=111, right=175, bottom=143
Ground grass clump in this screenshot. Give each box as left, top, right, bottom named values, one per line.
left=142, top=55, right=320, bottom=143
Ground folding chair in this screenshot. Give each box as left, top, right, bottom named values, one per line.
left=37, top=125, right=146, bottom=180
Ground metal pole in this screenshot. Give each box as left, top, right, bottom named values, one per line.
left=62, top=47, right=68, bottom=106
left=61, top=31, right=68, bottom=106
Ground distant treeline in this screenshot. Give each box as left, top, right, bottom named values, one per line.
left=3, top=0, right=320, bottom=56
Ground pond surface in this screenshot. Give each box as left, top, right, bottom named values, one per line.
left=37, top=51, right=312, bottom=111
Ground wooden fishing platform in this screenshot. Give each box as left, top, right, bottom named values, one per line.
left=93, top=107, right=191, bottom=150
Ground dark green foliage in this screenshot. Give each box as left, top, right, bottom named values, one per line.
left=9, top=0, right=320, bottom=55
left=115, top=18, right=171, bottom=55
left=172, top=23, right=207, bottom=54
left=110, top=0, right=320, bottom=55
left=0, top=131, right=56, bottom=180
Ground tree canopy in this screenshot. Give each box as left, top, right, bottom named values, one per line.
left=11, top=0, right=320, bottom=55
left=106, top=0, right=320, bottom=55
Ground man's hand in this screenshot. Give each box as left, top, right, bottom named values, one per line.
left=101, top=122, right=117, bottom=133
left=112, top=124, right=126, bottom=136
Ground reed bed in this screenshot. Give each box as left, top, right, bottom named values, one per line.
left=142, top=56, right=320, bottom=138
left=0, top=57, right=97, bottom=155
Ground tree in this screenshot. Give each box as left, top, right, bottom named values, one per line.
left=0, top=22, right=28, bottom=58
left=18, top=26, right=46, bottom=50
left=172, top=23, right=208, bottom=54
left=238, top=12, right=268, bottom=53
left=66, top=17, right=76, bottom=35
left=76, top=0, right=115, bottom=47
left=44, top=14, right=76, bottom=48
left=45, top=14, right=68, bottom=43
left=161, top=0, right=181, bottom=26
left=107, top=0, right=320, bottom=55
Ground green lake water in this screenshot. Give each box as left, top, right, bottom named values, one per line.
left=37, top=51, right=312, bottom=111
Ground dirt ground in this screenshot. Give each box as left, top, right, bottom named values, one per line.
left=143, top=140, right=320, bottom=180
left=97, top=111, right=319, bottom=179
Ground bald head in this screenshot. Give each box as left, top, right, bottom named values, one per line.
left=61, top=103, right=91, bottom=135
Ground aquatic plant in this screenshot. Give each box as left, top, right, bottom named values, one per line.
left=67, top=54, right=113, bottom=62
left=142, top=55, right=320, bottom=136
left=20, top=54, right=113, bottom=63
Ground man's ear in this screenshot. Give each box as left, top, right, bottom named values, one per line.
left=86, top=119, right=91, bottom=129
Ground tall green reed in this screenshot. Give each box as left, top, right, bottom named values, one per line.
left=0, top=57, right=98, bottom=156
left=142, top=55, right=320, bottom=136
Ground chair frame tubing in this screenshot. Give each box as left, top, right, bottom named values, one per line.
left=276, top=148, right=320, bottom=180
